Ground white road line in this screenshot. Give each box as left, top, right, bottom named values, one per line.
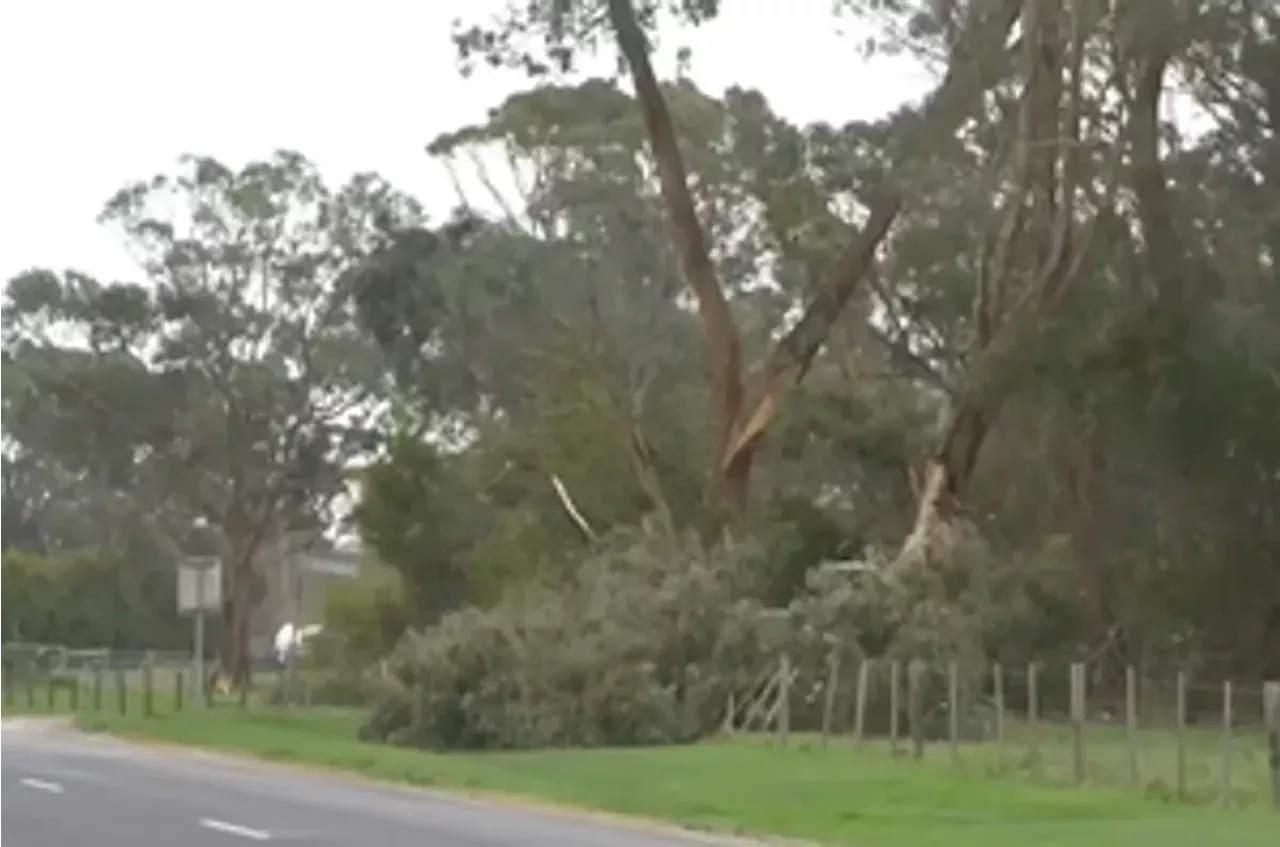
left=19, top=777, right=65, bottom=794
left=198, top=818, right=272, bottom=841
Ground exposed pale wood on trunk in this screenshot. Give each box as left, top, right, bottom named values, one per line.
left=897, top=0, right=1110, bottom=569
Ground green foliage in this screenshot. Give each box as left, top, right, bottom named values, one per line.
left=320, top=562, right=410, bottom=669
left=360, top=529, right=767, bottom=750
left=4, top=151, right=422, bottom=680
left=354, top=432, right=475, bottom=623
left=1, top=550, right=187, bottom=650
left=756, top=494, right=864, bottom=607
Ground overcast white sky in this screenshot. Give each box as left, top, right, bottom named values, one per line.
left=0, top=0, right=930, bottom=286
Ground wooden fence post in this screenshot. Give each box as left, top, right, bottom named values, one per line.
left=947, top=661, right=960, bottom=765
left=1175, top=670, right=1187, bottom=802
left=1070, top=662, right=1086, bottom=786
left=854, top=660, right=870, bottom=745
left=143, top=664, right=154, bottom=718
left=1125, top=665, right=1139, bottom=787
left=1220, top=679, right=1233, bottom=808
left=777, top=653, right=791, bottom=747
left=889, top=661, right=901, bottom=754
left=992, top=662, right=1005, bottom=768
left=1027, top=662, right=1040, bottom=771
left=820, top=653, right=840, bottom=748
left=908, top=659, right=925, bottom=759
left=1263, top=681, right=1279, bottom=812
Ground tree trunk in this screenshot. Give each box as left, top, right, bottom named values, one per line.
left=218, top=537, right=257, bottom=690
left=897, top=403, right=990, bottom=570
left=1066, top=429, right=1115, bottom=652
left=607, top=0, right=744, bottom=521
left=894, top=0, right=1091, bottom=573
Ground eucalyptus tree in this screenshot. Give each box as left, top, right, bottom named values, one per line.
left=3, top=151, right=416, bottom=683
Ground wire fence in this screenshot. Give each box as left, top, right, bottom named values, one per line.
left=726, top=655, right=1280, bottom=811
left=1, top=639, right=379, bottom=711
left=5, top=642, right=1278, bottom=810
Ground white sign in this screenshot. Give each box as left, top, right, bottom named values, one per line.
left=177, top=558, right=222, bottom=614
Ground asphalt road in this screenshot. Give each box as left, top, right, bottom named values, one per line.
left=0, top=721, right=723, bottom=847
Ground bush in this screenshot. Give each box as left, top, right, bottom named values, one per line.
left=320, top=563, right=409, bottom=668
left=361, top=528, right=768, bottom=750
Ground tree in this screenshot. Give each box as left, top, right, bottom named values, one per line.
left=3, top=151, right=414, bottom=684
left=453, top=0, right=1021, bottom=526
left=1, top=549, right=187, bottom=650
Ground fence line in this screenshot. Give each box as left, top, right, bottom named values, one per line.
left=5, top=643, right=1278, bottom=811
left=723, top=654, right=1280, bottom=811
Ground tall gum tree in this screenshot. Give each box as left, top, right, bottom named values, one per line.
left=454, top=0, right=1021, bottom=528
left=418, top=79, right=809, bottom=533
left=3, top=152, right=414, bottom=684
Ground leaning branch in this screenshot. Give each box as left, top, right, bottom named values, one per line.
left=720, top=0, right=1025, bottom=477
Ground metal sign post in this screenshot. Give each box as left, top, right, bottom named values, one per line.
left=178, top=557, right=222, bottom=707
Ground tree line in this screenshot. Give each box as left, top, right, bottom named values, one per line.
left=3, top=0, right=1277, bottom=746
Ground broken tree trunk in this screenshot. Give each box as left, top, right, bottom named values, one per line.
left=607, top=0, right=1023, bottom=526
left=893, top=0, right=1108, bottom=574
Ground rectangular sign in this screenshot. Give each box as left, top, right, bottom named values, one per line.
left=177, top=559, right=222, bottom=614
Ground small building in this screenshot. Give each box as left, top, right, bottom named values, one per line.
left=247, top=541, right=362, bottom=662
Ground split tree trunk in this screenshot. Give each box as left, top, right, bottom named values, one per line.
left=606, top=0, right=1022, bottom=527
left=894, top=0, right=1079, bottom=573
left=897, top=404, right=991, bottom=569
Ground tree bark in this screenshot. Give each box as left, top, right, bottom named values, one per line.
left=219, top=543, right=254, bottom=689
left=1065, top=428, right=1115, bottom=655
left=217, top=513, right=271, bottom=690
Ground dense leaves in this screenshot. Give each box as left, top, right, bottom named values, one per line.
left=1, top=551, right=188, bottom=650
left=361, top=529, right=766, bottom=749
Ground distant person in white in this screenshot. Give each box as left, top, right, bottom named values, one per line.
left=273, top=623, right=323, bottom=666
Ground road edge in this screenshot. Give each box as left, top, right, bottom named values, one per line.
left=62, top=723, right=822, bottom=847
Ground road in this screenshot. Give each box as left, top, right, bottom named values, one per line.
left=0, top=721, right=723, bottom=847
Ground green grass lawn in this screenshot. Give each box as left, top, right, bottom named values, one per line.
left=56, top=706, right=1278, bottom=847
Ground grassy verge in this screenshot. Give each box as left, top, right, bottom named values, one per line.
left=67, top=707, right=1278, bottom=847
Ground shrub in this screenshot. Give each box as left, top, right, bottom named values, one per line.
left=361, top=528, right=768, bottom=750
left=320, top=562, right=409, bottom=668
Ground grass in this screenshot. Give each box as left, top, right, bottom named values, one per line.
left=44, top=706, right=1272, bottom=847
